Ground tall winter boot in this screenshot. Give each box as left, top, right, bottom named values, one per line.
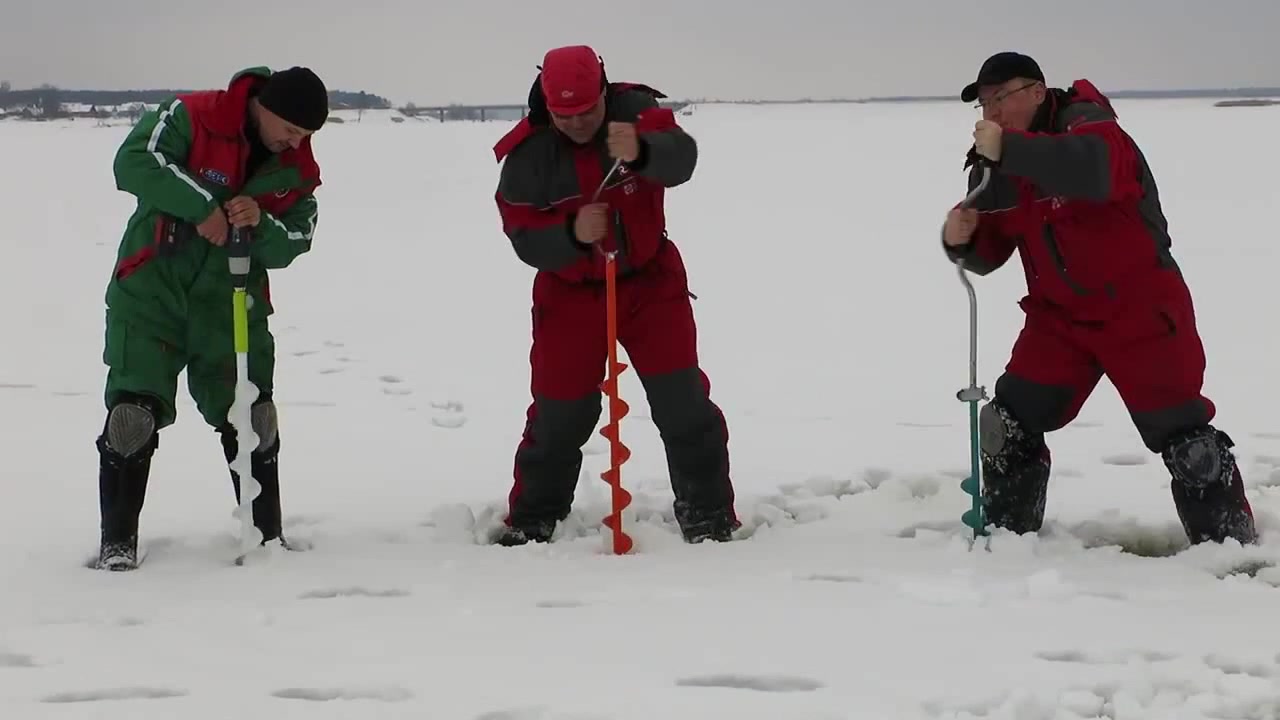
left=96, top=400, right=159, bottom=571
left=217, top=405, right=284, bottom=545
left=641, top=368, right=739, bottom=543
left=499, top=394, right=603, bottom=546
left=979, top=399, right=1051, bottom=534
left=1162, top=426, right=1257, bottom=545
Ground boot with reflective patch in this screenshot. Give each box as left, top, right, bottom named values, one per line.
left=1162, top=426, right=1257, bottom=545
left=96, top=400, right=158, bottom=570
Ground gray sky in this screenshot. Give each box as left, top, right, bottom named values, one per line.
left=4, top=0, right=1277, bottom=105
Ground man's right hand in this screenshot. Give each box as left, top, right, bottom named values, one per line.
left=943, top=208, right=979, bottom=247
left=196, top=206, right=229, bottom=246
left=573, top=203, right=609, bottom=245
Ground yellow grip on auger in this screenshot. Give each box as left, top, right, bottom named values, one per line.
left=232, top=289, right=249, bottom=354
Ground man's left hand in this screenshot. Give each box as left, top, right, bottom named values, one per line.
left=973, top=120, right=1003, bottom=163
left=225, top=196, right=261, bottom=229
left=607, top=122, right=641, bottom=163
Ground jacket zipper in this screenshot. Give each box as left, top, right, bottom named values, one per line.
left=1042, top=224, right=1089, bottom=295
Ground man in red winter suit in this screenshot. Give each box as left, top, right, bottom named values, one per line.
left=942, top=52, right=1256, bottom=546
left=490, top=45, right=738, bottom=546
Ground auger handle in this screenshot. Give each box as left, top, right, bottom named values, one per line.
left=954, top=160, right=993, bottom=394
left=952, top=158, right=993, bottom=540
left=228, top=226, right=252, bottom=291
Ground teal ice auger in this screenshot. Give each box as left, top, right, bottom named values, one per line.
left=954, top=160, right=993, bottom=541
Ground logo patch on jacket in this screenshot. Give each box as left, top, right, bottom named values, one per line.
left=200, top=168, right=230, bottom=186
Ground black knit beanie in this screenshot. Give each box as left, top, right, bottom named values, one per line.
left=257, top=67, right=329, bottom=131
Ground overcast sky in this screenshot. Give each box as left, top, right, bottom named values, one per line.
left=4, top=0, right=1277, bottom=105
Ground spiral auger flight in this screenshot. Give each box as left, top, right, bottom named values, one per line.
left=599, top=248, right=634, bottom=555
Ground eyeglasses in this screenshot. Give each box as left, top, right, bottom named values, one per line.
left=973, top=81, right=1039, bottom=110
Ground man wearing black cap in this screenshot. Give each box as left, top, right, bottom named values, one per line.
left=93, top=66, right=328, bottom=570
left=941, top=52, right=1256, bottom=547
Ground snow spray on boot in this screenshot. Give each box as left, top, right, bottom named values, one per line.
left=954, top=159, right=993, bottom=543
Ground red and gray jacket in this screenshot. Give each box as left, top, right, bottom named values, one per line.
left=946, top=79, right=1181, bottom=319
left=492, top=80, right=696, bottom=283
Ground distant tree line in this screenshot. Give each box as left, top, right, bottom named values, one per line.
left=0, top=81, right=391, bottom=116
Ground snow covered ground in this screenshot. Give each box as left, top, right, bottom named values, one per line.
left=2, top=99, right=1279, bottom=719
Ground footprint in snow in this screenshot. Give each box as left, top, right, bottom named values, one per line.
left=1101, top=453, right=1148, bottom=466
left=51, top=390, right=88, bottom=397
left=323, top=340, right=345, bottom=348
left=1251, top=431, right=1280, bottom=440
left=676, top=674, right=824, bottom=693
left=379, top=374, right=413, bottom=396
left=271, top=686, right=413, bottom=702
left=0, top=383, right=35, bottom=390
left=42, top=687, right=188, bottom=703
left=318, top=367, right=345, bottom=375
left=1033, top=649, right=1091, bottom=663
left=291, top=349, right=319, bottom=357
left=431, top=400, right=467, bottom=429
left=536, top=599, right=586, bottom=609
left=476, top=709, right=612, bottom=720
left=797, top=572, right=863, bottom=584
left=1034, top=648, right=1176, bottom=665
left=476, top=711, right=546, bottom=720
left=298, top=587, right=410, bottom=600
left=0, top=651, right=38, bottom=667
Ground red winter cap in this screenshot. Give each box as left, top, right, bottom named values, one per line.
left=540, top=45, right=604, bottom=115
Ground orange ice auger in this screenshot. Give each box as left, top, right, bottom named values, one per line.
left=594, top=159, right=634, bottom=555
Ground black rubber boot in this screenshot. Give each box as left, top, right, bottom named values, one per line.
left=96, top=398, right=160, bottom=571
left=673, top=500, right=739, bottom=543
left=1162, top=426, right=1257, bottom=545
left=979, top=399, right=1051, bottom=534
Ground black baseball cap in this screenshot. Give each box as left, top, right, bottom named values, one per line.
left=961, top=52, right=1045, bottom=103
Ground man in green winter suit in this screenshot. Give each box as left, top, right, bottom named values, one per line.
left=95, top=66, right=328, bottom=571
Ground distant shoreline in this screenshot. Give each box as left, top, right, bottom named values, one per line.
left=692, top=87, right=1280, bottom=105
left=1, top=85, right=1277, bottom=110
